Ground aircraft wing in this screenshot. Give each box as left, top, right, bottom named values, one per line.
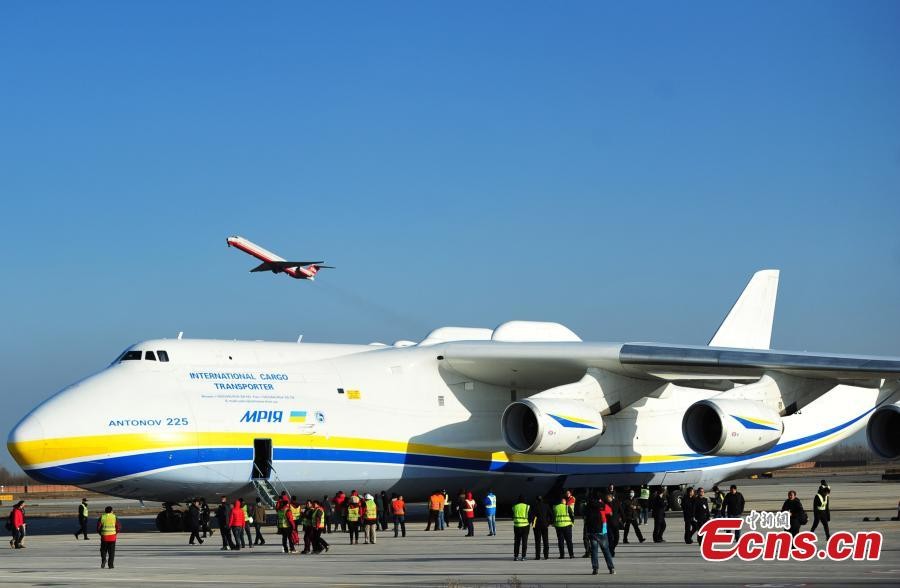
left=437, top=341, right=900, bottom=390
left=250, top=261, right=324, bottom=272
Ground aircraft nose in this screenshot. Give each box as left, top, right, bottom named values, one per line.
left=7, top=411, right=47, bottom=471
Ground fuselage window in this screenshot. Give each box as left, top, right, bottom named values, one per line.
left=158, top=350, right=169, bottom=362
left=120, top=350, right=143, bottom=361
left=145, top=351, right=157, bottom=361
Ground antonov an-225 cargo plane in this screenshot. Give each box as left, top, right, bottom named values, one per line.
left=7, top=270, right=900, bottom=506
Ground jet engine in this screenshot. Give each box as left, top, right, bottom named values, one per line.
left=866, top=401, right=900, bottom=459
left=682, top=398, right=783, bottom=456
left=501, top=398, right=604, bottom=454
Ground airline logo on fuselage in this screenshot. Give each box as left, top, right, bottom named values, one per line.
left=240, top=410, right=283, bottom=423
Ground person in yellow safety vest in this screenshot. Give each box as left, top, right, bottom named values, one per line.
left=75, top=498, right=90, bottom=540
left=512, top=495, right=531, bottom=561
left=553, top=496, right=575, bottom=558
left=347, top=496, right=362, bottom=545
left=289, top=497, right=302, bottom=554
left=638, top=485, right=651, bottom=524
left=363, top=494, right=378, bottom=544
left=240, top=497, right=253, bottom=549
left=710, top=485, right=724, bottom=519
left=312, top=501, right=330, bottom=553
left=97, top=506, right=121, bottom=569
left=300, top=499, right=314, bottom=553
left=277, top=499, right=296, bottom=553
left=811, top=486, right=831, bottom=539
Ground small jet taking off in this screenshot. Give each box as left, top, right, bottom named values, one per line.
left=226, top=235, right=333, bottom=281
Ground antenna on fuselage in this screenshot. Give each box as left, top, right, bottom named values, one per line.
left=177, top=331, right=184, bottom=340
left=297, top=334, right=303, bottom=342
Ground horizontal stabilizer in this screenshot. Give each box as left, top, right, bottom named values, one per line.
left=269, top=260, right=324, bottom=267
left=249, top=261, right=325, bottom=272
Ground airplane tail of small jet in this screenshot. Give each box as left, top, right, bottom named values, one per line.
left=304, top=263, right=334, bottom=276
left=708, top=269, right=779, bottom=350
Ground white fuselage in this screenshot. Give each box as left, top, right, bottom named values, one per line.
left=7, top=338, right=895, bottom=502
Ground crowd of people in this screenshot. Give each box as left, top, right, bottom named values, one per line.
left=4, top=479, right=836, bottom=573
left=201, top=490, right=413, bottom=553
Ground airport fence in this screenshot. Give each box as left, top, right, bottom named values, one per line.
left=0, top=484, right=82, bottom=494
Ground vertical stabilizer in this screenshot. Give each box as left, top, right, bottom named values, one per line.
left=708, top=269, right=779, bottom=350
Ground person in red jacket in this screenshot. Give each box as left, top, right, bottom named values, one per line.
left=8, top=501, right=26, bottom=549
left=229, top=499, right=246, bottom=551
left=331, top=491, right=346, bottom=533
left=463, top=492, right=476, bottom=537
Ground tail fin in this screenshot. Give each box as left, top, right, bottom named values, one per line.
left=708, top=269, right=779, bottom=350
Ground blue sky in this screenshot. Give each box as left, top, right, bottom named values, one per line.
left=2, top=1, right=899, bottom=469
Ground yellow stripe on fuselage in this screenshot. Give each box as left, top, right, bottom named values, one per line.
left=760, top=428, right=847, bottom=460
left=9, top=431, right=693, bottom=469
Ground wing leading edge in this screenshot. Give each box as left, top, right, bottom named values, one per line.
left=438, top=340, right=900, bottom=391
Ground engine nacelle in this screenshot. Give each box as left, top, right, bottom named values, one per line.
left=501, top=398, right=604, bottom=455
left=866, top=401, right=900, bottom=459
left=682, top=398, right=783, bottom=456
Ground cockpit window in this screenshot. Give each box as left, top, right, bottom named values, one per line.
left=145, top=351, right=157, bottom=361
left=120, top=350, right=143, bottom=361
left=157, top=350, right=169, bottom=362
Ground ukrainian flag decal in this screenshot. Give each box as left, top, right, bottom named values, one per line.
left=730, top=415, right=779, bottom=431
left=548, top=414, right=599, bottom=430
left=289, top=411, right=307, bottom=423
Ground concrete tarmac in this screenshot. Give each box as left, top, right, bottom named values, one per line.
left=1, top=477, right=898, bottom=587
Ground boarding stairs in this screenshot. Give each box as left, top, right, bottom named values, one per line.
left=252, top=479, right=280, bottom=508
left=251, top=462, right=290, bottom=508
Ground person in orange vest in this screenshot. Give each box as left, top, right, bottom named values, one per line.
left=97, top=506, right=121, bottom=568
left=228, top=499, right=245, bottom=551
left=462, top=491, right=476, bottom=537
left=391, top=493, right=407, bottom=537
left=346, top=495, right=362, bottom=544
left=425, top=489, right=444, bottom=531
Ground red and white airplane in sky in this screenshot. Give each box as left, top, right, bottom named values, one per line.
left=226, top=235, right=333, bottom=280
